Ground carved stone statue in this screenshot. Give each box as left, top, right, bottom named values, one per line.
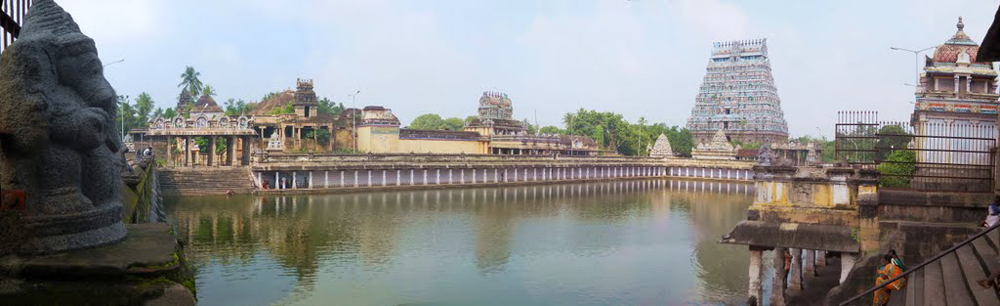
left=757, top=143, right=773, bottom=166
left=0, top=0, right=127, bottom=254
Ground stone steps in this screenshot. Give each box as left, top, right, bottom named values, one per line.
left=887, top=231, right=1000, bottom=306
left=158, top=168, right=255, bottom=196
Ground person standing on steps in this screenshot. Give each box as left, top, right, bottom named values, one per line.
left=873, top=253, right=905, bottom=306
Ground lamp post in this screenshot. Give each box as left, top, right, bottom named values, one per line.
left=890, top=46, right=936, bottom=87
left=348, top=90, right=361, bottom=153
left=118, top=95, right=129, bottom=143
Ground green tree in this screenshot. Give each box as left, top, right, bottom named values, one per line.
left=134, top=92, right=154, bottom=124
left=318, top=97, right=344, bottom=116
left=539, top=126, right=563, bottom=135
left=178, top=66, right=203, bottom=97
left=267, top=102, right=294, bottom=115
left=202, top=84, right=216, bottom=97
left=152, top=107, right=164, bottom=119
left=409, top=114, right=446, bottom=129
left=465, top=115, right=479, bottom=123
left=877, top=150, right=916, bottom=188
left=306, top=129, right=331, bottom=146
left=163, top=108, right=177, bottom=118
left=876, top=124, right=913, bottom=160
left=443, top=117, right=465, bottom=130
left=224, top=98, right=254, bottom=116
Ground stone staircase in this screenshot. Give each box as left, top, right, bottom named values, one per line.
left=886, top=230, right=1000, bottom=306
left=158, top=168, right=256, bottom=196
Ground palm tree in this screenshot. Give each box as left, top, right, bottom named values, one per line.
left=178, top=66, right=203, bottom=97
left=202, top=84, right=216, bottom=97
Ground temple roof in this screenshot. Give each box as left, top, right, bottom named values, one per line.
left=193, top=94, right=223, bottom=113
left=932, top=17, right=987, bottom=65
left=978, top=8, right=1000, bottom=61
left=251, top=91, right=295, bottom=115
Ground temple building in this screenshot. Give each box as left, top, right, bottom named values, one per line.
left=911, top=17, right=999, bottom=170
left=686, top=39, right=789, bottom=146
left=464, top=91, right=600, bottom=155
left=249, top=79, right=335, bottom=152
left=353, top=91, right=601, bottom=155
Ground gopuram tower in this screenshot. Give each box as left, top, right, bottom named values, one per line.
left=686, top=39, right=789, bottom=145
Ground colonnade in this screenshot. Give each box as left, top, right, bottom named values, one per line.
left=666, top=166, right=754, bottom=181
left=258, top=165, right=676, bottom=190
left=747, top=248, right=851, bottom=305
left=164, top=135, right=252, bottom=167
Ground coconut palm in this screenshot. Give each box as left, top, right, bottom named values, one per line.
left=178, top=66, right=203, bottom=97
left=202, top=84, right=216, bottom=97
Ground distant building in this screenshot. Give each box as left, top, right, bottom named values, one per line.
left=249, top=79, right=335, bottom=152
left=353, top=91, right=602, bottom=155
left=686, top=39, right=789, bottom=146
left=912, top=17, right=999, bottom=166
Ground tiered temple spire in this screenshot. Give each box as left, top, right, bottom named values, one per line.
left=686, top=38, right=789, bottom=146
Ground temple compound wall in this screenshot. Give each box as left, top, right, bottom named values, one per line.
left=247, top=153, right=758, bottom=192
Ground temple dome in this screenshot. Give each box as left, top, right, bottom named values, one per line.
left=193, top=94, right=223, bottom=113
left=932, top=17, right=985, bottom=64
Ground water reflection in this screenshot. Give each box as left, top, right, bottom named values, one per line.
left=167, top=179, right=753, bottom=306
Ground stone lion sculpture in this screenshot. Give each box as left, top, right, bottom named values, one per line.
left=0, top=0, right=127, bottom=254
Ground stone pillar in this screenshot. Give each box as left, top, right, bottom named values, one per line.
left=397, top=170, right=401, bottom=186
left=748, top=248, right=764, bottom=305
left=308, top=172, right=313, bottom=189
left=208, top=136, right=216, bottom=167
left=461, top=169, right=465, bottom=184
left=436, top=169, right=440, bottom=184
left=804, top=249, right=816, bottom=277
left=473, top=169, right=477, bottom=183
left=185, top=136, right=192, bottom=167
left=354, top=170, right=359, bottom=187
left=772, top=247, right=787, bottom=305
left=166, top=136, right=174, bottom=167
left=410, top=169, right=414, bottom=185
left=292, top=172, right=297, bottom=189
left=789, top=248, right=803, bottom=291
left=368, top=170, right=372, bottom=186
left=275, top=172, right=279, bottom=189
left=840, top=252, right=857, bottom=284
left=226, top=136, right=235, bottom=166
left=243, top=136, right=251, bottom=165
left=325, top=171, right=329, bottom=188
left=817, top=250, right=826, bottom=267
left=256, top=172, right=262, bottom=189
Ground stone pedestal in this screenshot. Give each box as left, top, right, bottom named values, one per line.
left=0, top=224, right=195, bottom=305
left=817, top=250, right=827, bottom=266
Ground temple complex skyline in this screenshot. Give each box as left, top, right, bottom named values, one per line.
left=54, top=0, right=999, bottom=139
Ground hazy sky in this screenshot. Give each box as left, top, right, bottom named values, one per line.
left=55, top=0, right=1000, bottom=138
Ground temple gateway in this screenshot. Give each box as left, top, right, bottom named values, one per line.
left=686, top=39, right=789, bottom=146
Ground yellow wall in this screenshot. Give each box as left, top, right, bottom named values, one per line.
left=399, top=138, right=487, bottom=154
left=357, top=126, right=400, bottom=153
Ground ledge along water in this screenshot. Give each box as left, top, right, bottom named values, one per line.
left=167, top=179, right=758, bottom=305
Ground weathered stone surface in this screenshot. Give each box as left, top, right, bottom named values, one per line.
left=0, top=223, right=194, bottom=305
left=720, top=220, right=860, bottom=253
left=0, top=0, right=126, bottom=255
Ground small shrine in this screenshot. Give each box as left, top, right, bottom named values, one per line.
left=649, top=134, right=675, bottom=158
left=692, top=130, right=737, bottom=160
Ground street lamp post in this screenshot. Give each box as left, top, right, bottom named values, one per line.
left=119, top=95, right=129, bottom=143
left=348, top=90, right=361, bottom=153
left=890, top=46, right=936, bottom=87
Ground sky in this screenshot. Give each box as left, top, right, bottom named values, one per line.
left=52, top=0, right=1000, bottom=139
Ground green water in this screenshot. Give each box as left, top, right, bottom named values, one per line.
left=166, top=179, right=754, bottom=305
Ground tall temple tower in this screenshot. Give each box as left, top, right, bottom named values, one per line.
left=686, top=39, right=789, bottom=145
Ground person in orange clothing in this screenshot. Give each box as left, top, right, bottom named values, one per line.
left=873, top=254, right=905, bottom=306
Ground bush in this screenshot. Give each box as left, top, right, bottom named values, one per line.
left=877, top=150, right=916, bottom=188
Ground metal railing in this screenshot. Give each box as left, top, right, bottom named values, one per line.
left=839, top=222, right=1000, bottom=305
left=835, top=111, right=996, bottom=192
left=1, top=0, right=31, bottom=54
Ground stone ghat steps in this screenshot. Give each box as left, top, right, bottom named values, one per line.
left=158, top=169, right=255, bottom=196
left=888, top=230, right=1000, bottom=306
